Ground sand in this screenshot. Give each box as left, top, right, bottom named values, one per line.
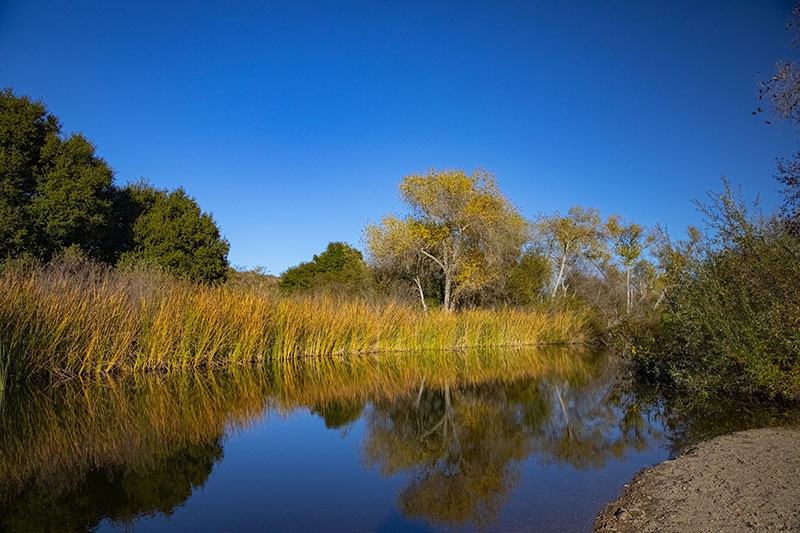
left=594, top=427, right=800, bottom=532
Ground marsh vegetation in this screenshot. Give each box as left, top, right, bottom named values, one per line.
left=0, top=256, right=589, bottom=382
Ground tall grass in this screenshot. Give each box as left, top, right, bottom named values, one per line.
left=0, top=259, right=592, bottom=381
left=0, top=342, right=7, bottom=389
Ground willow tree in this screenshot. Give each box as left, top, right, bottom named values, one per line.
left=364, top=168, right=528, bottom=311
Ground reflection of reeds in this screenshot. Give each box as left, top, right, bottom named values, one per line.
left=0, top=262, right=591, bottom=380
left=0, top=371, right=271, bottom=499
left=0, top=345, right=601, bottom=501
left=272, top=345, right=602, bottom=410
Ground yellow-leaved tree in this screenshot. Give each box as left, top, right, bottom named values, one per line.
left=364, top=168, right=528, bottom=311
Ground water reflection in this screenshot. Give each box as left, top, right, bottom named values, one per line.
left=3, top=440, right=222, bottom=532
left=360, top=353, right=661, bottom=528
left=364, top=383, right=530, bottom=527
left=0, top=373, right=264, bottom=531
left=0, top=347, right=796, bottom=531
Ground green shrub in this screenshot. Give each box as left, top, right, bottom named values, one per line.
left=632, top=182, right=800, bottom=401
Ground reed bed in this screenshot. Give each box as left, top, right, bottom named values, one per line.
left=0, top=343, right=7, bottom=390
left=0, top=343, right=8, bottom=416
left=0, top=261, right=591, bottom=381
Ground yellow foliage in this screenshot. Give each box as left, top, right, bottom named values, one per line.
left=366, top=168, right=528, bottom=310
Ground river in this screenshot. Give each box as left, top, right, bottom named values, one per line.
left=1, top=347, right=796, bottom=532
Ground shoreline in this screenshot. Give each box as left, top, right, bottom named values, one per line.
left=594, top=426, right=800, bottom=532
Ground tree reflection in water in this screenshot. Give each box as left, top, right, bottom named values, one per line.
left=364, top=383, right=528, bottom=527
left=360, top=351, right=664, bottom=528
left=1, top=440, right=222, bottom=532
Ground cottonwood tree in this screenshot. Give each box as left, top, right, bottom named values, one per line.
left=364, top=214, right=439, bottom=311
left=535, top=206, right=605, bottom=301
left=365, top=169, right=528, bottom=311
left=757, top=4, right=800, bottom=125
left=649, top=224, right=703, bottom=310
left=776, top=155, right=800, bottom=236
left=758, top=4, right=800, bottom=236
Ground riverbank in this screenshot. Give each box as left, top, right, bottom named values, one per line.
left=594, top=426, right=800, bottom=532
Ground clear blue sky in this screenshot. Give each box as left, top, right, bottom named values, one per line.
left=2, top=1, right=798, bottom=274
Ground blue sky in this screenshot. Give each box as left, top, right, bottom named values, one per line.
left=2, top=1, right=798, bottom=274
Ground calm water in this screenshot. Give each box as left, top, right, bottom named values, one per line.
left=1, top=347, right=797, bottom=532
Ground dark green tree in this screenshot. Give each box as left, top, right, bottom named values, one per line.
left=1, top=90, right=56, bottom=259
left=28, top=133, right=114, bottom=260
left=1, top=90, right=230, bottom=281
left=278, top=260, right=318, bottom=292
left=0, top=88, right=114, bottom=262
left=503, top=248, right=551, bottom=307
left=119, top=184, right=230, bottom=283
left=279, top=241, right=371, bottom=294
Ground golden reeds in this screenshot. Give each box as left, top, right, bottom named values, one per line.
left=0, top=262, right=592, bottom=380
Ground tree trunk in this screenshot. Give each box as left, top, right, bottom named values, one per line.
left=551, top=244, right=569, bottom=301
left=443, top=272, right=452, bottom=311
left=413, top=275, right=428, bottom=313
left=626, top=265, right=632, bottom=315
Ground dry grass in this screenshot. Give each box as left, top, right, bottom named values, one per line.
left=0, top=260, right=592, bottom=381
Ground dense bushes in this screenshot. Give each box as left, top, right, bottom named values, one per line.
left=278, top=242, right=372, bottom=295
left=631, top=182, right=800, bottom=401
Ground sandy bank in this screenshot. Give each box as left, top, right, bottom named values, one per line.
left=594, top=427, right=800, bottom=532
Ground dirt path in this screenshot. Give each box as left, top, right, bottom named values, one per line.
left=594, top=427, right=800, bottom=532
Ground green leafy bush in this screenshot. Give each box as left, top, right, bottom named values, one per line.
left=632, top=181, right=800, bottom=401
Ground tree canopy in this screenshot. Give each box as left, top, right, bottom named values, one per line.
left=535, top=206, right=605, bottom=301
left=118, top=183, right=230, bottom=283
left=758, top=4, right=800, bottom=236
left=364, top=168, right=528, bottom=311
left=279, top=241, right=370, bottom=294
left=0, top=89, right=229, bottom=282
left=0, top=89, right=113, bottom=262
